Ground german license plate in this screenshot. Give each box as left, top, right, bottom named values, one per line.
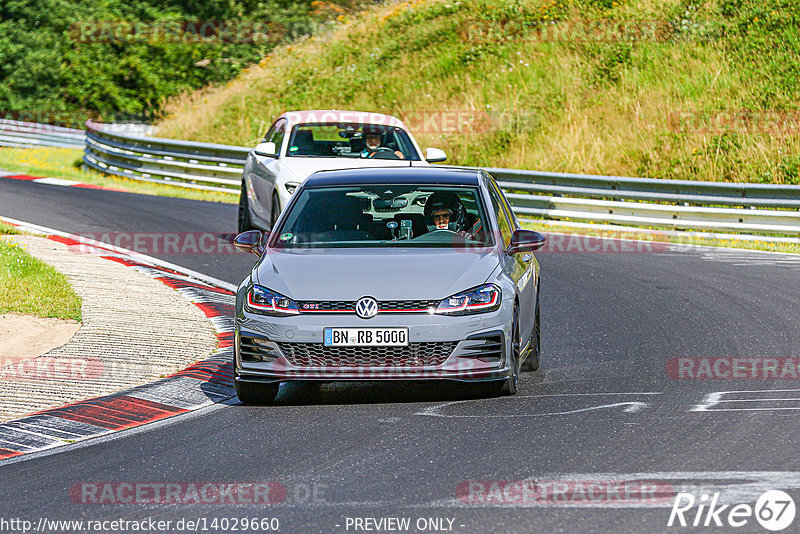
left=323, top=328, right=409, bottom=347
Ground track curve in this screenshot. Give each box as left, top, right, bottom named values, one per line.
left=2, top=178, right=800, bottom=533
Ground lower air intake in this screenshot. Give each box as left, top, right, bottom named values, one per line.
left=277, top=342, right=458, bottom=367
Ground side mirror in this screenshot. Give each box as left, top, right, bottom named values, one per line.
left=233, top=230, right=268, bottom=256
left=425, top=147, right=447, bottom=163
left=506, top=229, right=546, bottom=254
left=254, top=141, right=277, bottom=158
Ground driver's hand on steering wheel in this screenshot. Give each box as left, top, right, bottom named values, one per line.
left=368, top=147, right=404, bottom=159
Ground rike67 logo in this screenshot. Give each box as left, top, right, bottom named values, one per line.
left=668, top=490, right=796, bottom=531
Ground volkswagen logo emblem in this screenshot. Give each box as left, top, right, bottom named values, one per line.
left=355, top=297, right=378, bottom=319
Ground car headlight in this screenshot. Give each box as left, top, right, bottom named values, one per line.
left=285, top=182, right=300, bottom=195
left=435, top=284, right=501, bottom=316
left=246, top=285, right=299, bottom=316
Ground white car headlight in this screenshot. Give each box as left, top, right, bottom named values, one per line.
left=246, top=285, right=299, bottom=316
left=435, top=284, right=501, bottom=316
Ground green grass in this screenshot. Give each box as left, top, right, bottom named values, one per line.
left=0, top=222, right=20, bottom=235
left=156, top=0, right=800, bottom=185
left=0, top=237, right=82, bottom=321
left=0, top=147, right=237, bottom=204
left=520, top=218, right=800, bottom=255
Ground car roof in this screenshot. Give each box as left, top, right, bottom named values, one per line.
left=277, top=110, right=407, bottom=129
left=304, top=167, right=483, bottom=187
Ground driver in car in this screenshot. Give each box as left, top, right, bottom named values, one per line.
left=431, top=207, right=454, bottom=230
left=424, top=191, right=484, bottom=240
left=362, top=126, right=404, bottom=159
left=425, top=191, right=467, bottom=232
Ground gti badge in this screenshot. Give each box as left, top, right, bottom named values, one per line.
left=355, top=297, right=378, bottom=319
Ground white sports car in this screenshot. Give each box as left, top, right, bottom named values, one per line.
left=238, top=109, right=448, bottom=232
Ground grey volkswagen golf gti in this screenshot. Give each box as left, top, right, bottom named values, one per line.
left=232, top=167, right=545, bottom=404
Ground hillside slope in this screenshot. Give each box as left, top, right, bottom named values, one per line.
left=0, top=0, right=367, bottom=120
left=157, top=0, right=800, bottom=184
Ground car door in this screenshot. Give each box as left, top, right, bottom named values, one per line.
left=488, top=179, right=536, bottom=344
left=249, top=118, right=286, bottom=224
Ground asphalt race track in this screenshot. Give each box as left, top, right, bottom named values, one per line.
left=2, top=178, right=800, bottom=533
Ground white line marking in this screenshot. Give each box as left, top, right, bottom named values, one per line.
left=416, top=393, right=660, bottom=418
left=32, top=177, right=81, bottom=186
left=693, top=389, right=800, bottom=412
left=511, top=392, right=663, bottom=397
left=701, top=407, right=800, bottom=411
left=716, top=398, right=800, bottom=403
left=0, top=216, right=237, bottom=292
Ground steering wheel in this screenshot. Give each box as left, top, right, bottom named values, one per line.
left=429, top=228, right=482, bottom=242
left=428, top=228, right=460, bottom=235
left=368, top=147, right=402, bottom=160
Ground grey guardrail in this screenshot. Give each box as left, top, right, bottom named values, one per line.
left=461, top=167, right=800, bottom=235
left=83, top=120, right=250, bottom=192
left=487, top=167, right=800, bottom=206
left=0, top=119, right=84, bottom=149
left=80, top=122, right=800, bottom=234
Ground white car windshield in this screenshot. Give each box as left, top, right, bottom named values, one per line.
left=286, top=123, right=420, bottom=160
left=273, top=185, right=494, bottom=248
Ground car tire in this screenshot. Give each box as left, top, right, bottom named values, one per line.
left=521, top=288, right=540, bottom=372
left=500, top=305, right=521, bottom=396
left=270, top=191, right=280, bottom=231
left=235, top=379, right=279, bottom=405
left=238, top=183, right=255, bottom=233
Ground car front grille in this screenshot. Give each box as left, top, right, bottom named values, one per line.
left=297, top=301, right=355, bottom=312
left=296, top=300, right=438, bottom=313
left=380, top=300, right=438, bottom=312
left=277, top=341, right=458, bottom=367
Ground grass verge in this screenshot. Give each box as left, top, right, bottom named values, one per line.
left=0, top=222, right=20, bottom=236
left=521, top=218, right=800, bottom=255
left=0, top=147, right=238, bottom=204
left=0, top=232, right=82, bottom=321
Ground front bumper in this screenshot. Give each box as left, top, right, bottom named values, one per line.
left=234, top=303, right=513, bottom=383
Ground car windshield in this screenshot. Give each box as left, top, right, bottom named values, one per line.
left=273, top=185, right=494, bottom=248
left=285, top=123, right=420, bottom=160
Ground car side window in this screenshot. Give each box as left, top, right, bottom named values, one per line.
left=270, top=119, right=287, bottom=153
left=491, top=180, right=518, bottom=230
left=487, top=182, right=513, bottom=248
left=262, top=122, right=277, bottom=143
